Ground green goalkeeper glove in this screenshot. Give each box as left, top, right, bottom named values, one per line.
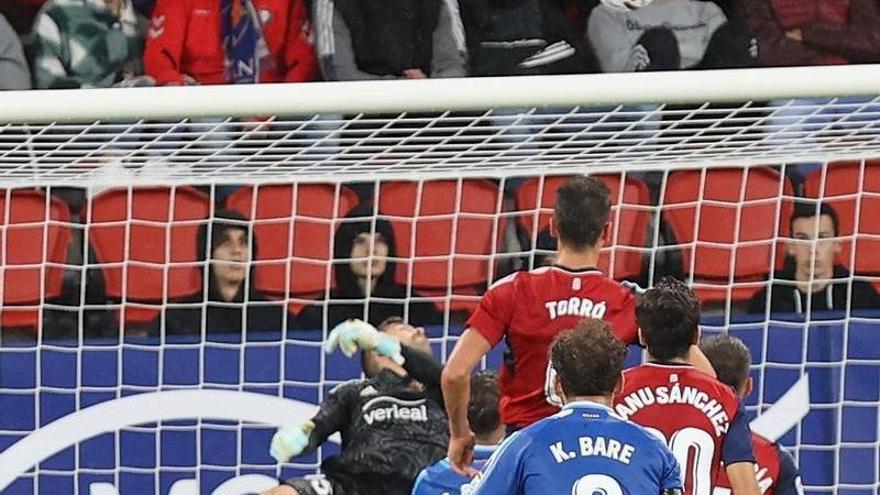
left=270, top=420, right=316, bottom=463
left=324, top=319, right=405, bottom=365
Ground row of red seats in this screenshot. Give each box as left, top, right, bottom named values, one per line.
left=1, top=162, right=878, bottom=329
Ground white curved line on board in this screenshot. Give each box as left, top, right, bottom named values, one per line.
left=0, top=390, right=327, bottom=491
left=750, top=373, right=810, bottom=442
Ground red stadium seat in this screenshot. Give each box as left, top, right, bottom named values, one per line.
left=0, top=189, right=71, bottom=329
left=377, top=180, right=505, bottom=312
left=663, top=167, right=794, bottom=303
left=226, top=184, right=359, bottom=299
left=87, top=186, right=211, bottom=324
left=514, top=174, right=651, bottom=280
left=803, top=161, right=880, bottom=282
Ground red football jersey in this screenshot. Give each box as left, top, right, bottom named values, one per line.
left=468, top=266, right=638, bottom=428
left=715, top=433, right=801, bottom=495
left=613, top=363, right=754, bottom=495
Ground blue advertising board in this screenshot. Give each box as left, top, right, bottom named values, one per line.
left=0, top=312, right=878, bottom=494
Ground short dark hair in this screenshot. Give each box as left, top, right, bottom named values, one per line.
left=699, top=335, right=751, bottom=391
left=790, top=201, right=839, bottom=237
left=468, top=371, right=501, bottom=437
left=554, top=176, right=610, bottom=250
left=378, top=316, right=404, bottom=331
left=636, top=277, right=700, bottom=361
left=197, top=209, right=251, bottom=261
left=550, top=318, right=627, bottom=398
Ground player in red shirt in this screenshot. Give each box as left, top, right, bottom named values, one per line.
left=441, top=176, right=717, bottom=476
left=700, top=335, right=803, bottom=495
left=613, top=277, right=761, bottom=495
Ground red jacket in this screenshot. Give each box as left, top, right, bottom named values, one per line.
left=144, top=0, right=319, bottom=85
left=738, top=0, right=880, bottom=66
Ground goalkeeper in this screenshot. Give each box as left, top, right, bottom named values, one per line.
left=265, top=318, right=448, bottom=495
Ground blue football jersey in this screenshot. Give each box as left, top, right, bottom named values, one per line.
left=412, top=445, right=497, bottom=495
left=467, top=401, right=682, bottom=495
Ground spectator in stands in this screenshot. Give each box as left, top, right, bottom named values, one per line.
left=0, top=0, right=48, bottom=34
left=313, top=0, right=467, bottom=80
left=532, top=228, right=558, bottom=268
left=158, top=209, right=286, bottom=336
left=0, top=13, right=30, bottom=89
left=459, top=0, right=597, bottom=76
left=748, top=202, right=880, bottom=314
left=412, top=371, right=503, bottom=495
left=143, top=0, right=318, bottom=85
left=31, top=0, right=146, bottom=89
left=736, top=0, right=880, bottom=67
left=296, top=204, right=443, bottom=330
left=587, top=0, right=757, bottom=72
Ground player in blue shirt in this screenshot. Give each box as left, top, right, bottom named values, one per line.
left=412, top=372, right=504, bottom=494
left=466, top=318, right=684, bottom=495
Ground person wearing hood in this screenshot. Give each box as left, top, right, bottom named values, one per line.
left=748, top=201, right=880, bottom=315
left=157, top=209, right=286, bottom=336
left=296, top=204, right=443, bottom=330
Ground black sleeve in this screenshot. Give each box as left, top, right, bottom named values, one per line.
left=542, top=2, right=599, bottom=73
left=774, top=446, right=803, bottom=495
left=661, top=490, right=684, bottom=495
left=402, top=344, right=445, bottom=406
left=293, top=301, right=325, bottom=331
left=408, top=296, right=443, bottom=325
left=306, top=382, right=357, bottom=451
left=747, top=287, right=769, bottom=314
left=852, top=280, right=880, bottom=310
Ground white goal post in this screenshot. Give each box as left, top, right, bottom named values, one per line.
left=0, top=66, right=879, bottom=495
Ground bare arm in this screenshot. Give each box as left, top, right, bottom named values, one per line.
left=441, top=328, right=492, bottom=476
left=725, top=462, right=762, bottom=495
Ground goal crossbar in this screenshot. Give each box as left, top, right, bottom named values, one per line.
left=4, top=65, right=880, bottom=123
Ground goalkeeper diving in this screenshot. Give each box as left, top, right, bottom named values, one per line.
left=264, top=318, right=447, bottom=495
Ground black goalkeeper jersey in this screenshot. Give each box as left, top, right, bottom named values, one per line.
left=306, top=369, right=449, bottom=491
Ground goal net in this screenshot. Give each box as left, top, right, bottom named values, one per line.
left=0, top=67, right=879, bottom=494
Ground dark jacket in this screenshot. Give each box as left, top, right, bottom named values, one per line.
left=296, top=205, right=443, bottom=330
left=460, top=0, right=596, bottom=76
left=157, top=214, right=285, bottom=336
left=737, top=0, right=880, bottom=66
left=748, top=265, right=880, bottom=314
left=315, top=0, right=466, bottom=80
left=160, top=290, right=286, bottom=336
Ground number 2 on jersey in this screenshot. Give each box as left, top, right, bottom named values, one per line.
left=571, top=474, right=624, bottom=495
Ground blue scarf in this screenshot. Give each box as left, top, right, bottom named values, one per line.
left=221, top=0, right=271, bottom=84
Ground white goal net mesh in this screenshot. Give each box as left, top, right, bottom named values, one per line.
left=0, top=76, right=879, bottom=494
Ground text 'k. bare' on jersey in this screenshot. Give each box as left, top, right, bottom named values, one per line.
left=467, top=402, right=683, bottom=495
left=307, top=369, right=449, bottom=486
left=468, top=265, right=639, bottom=428
left=614, top=363, right=756, bottom=495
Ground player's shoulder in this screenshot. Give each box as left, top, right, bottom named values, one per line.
left=418, top=457, right=454, bottom=483
left=751, top=432, right=776, bottom=449
left=614, top=414, right=671, bottom=452
left=751, top=432, right=785, bottom=461
left=507, top=409, right=572, bottom=447
left=329, top=377, right=370, bottom=396
left=685, top=368, right=740, bottom=398
left=486, top=270, right=525, bottom=291
left=522, top=266, right=631, bottom=290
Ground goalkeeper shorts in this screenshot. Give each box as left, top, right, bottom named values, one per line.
left=281, top=473, right=342, bottom=495
left=281, top=472, right=412, bottom=495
